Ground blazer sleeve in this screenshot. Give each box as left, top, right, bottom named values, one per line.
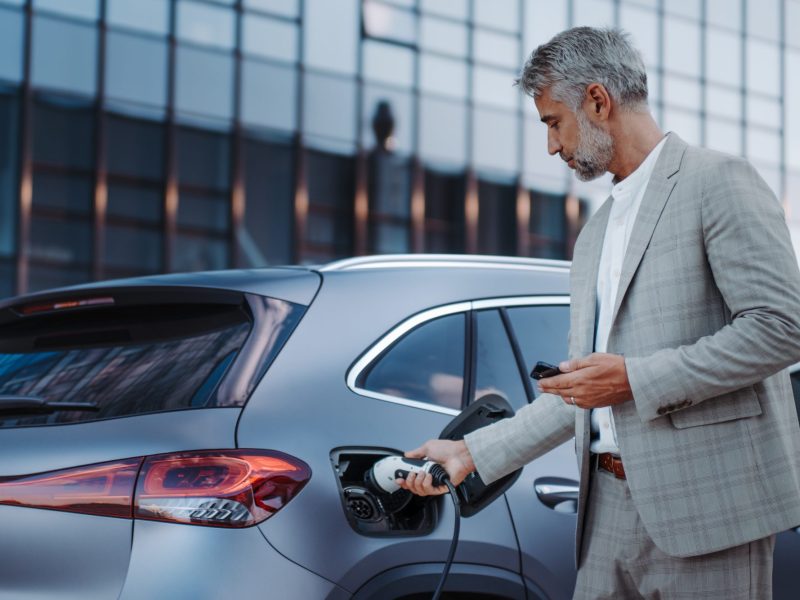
left=464, top=392, right=574, bottom=485
left=626, top=156, right=800, bottom=422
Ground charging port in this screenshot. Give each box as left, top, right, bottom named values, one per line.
left=331, top=448, right=438, bottom=536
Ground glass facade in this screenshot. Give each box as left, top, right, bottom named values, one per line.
left=0, top=0, right=797, bottom=296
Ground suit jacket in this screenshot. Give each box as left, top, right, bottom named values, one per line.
left=464, top=133, right=800, bottom=560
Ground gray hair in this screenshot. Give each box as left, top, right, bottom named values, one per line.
left=516, top=27, right=649, bottom=113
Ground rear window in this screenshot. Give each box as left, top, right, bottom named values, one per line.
left=0, top=292, right=304, bottom=428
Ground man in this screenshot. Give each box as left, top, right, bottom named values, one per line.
left=398, top=27, right=800, bottom=599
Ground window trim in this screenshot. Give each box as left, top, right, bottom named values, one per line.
left=346, top=295, right=570, bottom=415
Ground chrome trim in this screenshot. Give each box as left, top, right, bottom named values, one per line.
left=347, top=295, right=571, bottom=414
left=321, top=254, right=571, bottom=272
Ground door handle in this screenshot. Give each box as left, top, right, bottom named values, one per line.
left=534, top=477, right=579, bottom=513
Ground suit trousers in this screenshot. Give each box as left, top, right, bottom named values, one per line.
left=573, top=462, right=776, bottom=600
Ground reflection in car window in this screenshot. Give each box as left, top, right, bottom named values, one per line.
left=362, top=313, right=465, bottom=410
left=473, top=310, right=528, bottom=410
left=505, top=305, right=569, bottom=398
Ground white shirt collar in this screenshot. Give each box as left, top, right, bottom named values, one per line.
left=610, top=134, right=669, bottom=204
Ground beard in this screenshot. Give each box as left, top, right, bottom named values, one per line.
left=571, top=110, right=614, bottom=181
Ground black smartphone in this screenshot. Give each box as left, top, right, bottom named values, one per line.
left=530, top=361, right=562, bottom=380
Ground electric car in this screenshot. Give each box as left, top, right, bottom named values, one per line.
left=0, top=255, right=797, bottom=600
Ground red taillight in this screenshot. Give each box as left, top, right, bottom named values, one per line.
left=0, top=458, right=142, bottom=518
left=135, top=450, right=311, bottom=528
left=17, top=296, right=115, bottom=315
left=0, top=450, right=311, bottom=528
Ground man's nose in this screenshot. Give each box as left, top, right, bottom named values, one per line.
left=547, top=132, right=561, bottom=156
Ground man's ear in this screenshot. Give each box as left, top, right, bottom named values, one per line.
left=584, top=83, right=611, bottom=121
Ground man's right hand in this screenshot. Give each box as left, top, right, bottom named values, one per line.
left=395, top=439, right=476, bottom=496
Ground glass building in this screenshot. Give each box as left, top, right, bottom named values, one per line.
left=0, top=0, right=798, bottom=297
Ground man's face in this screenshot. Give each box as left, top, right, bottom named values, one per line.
left=534, top=88, right=613, bottom=181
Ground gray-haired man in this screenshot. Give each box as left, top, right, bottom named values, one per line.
left=398, top=27, right=800, bottom=599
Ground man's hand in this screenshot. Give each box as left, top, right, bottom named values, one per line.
left=395, top=439, right=476, bottom=496
left=537, top=353, right=632, bottom=409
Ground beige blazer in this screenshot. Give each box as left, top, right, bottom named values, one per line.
left=465, top=133, right=800, bottom=561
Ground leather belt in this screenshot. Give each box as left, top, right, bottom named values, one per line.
left=597, top=453, right=626, bottom=479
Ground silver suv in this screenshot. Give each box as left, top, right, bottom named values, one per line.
left=0, top=255, right=796, bottom=599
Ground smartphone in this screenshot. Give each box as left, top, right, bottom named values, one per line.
left=530, top=361, right=562, bottom=380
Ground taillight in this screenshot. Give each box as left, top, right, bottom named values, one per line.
left=0, top=450, right=311, bottom=528
left=135, top=450, right=310, bottom=528
left=0, top=458, right=142, bottom=518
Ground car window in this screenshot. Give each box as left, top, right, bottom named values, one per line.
left=361, top=313, right=465, bottom=410
left=789, top=370, right=800, bottom=426
left=473, top=309, right=528, bottom=410
left=505, top=304, right=569, bottom=398
left=0, top=295, right=304, bottom=428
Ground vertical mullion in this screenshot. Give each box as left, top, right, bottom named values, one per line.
left=353, top=0, right=368, bottom=256
left=163, top=0, right=178, bottom=272
left=515, top=0, right=526, bottom=257
left=16, top=0, right=33, bottom=294
left=699, top=0, right=707, bottom=148
left=465, top=0, right=478, bottom=254
left=93, top=0, right=108, bottom=282
left=779, top=0, right=787, bottom=206
left=230, top=0, right=245, bottom=267
left=293, top=0, right=308, bottom=263
left=410, top=0, right=423, bottom=254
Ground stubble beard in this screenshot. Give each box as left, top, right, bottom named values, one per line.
left=572, top=110, right=614, bottom=182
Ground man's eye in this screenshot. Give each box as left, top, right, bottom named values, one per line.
left=549, top=122, right=559, bottom=130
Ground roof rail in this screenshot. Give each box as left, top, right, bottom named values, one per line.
left=318, top=254, right=571, bottom=272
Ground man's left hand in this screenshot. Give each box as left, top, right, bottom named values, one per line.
left=537, top=353, right=632, bottom=409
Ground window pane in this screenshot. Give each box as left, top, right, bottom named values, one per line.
left=419, top=97, right=467, bottom=166
left=304, top=0, right=358, bottom=75
left=177, top=127, right=230, bottom=191
left=663, top=0, right=700, bottom=19
left=34, top=0, right=98, bottom=21
left=241, top=60, right=297, bottom=132
left=0, top=7, right=24, bottom=83
left=244, top=0, right=299, bottom=18
left=420, top=0, right=468, bottom=20
left=705, top=117, right=742, bottom=155
left=363, top=40, right=414, bottom=88
left=619, top=4, right=659, bottom=68
left=241, top=137, right=294, bottom=266
left=368, top=153, right=412, bottom=252
left=529, top=190, right=567, bottom=258
left=707, top=0, right=741, bottom=30
left=31, top=171, right=93, bottom=214
left=747, top=0, right=779, bottom=41
left=302, top=72, right=356, bottom=144
left=174, top=233, right=228, bottom=271
left=747, top=127, right=781, bottom=164
left=105, top=31, right=168, bottom=108
left=474, top=310, right=528, bottom=409
left=33, top=99, right=94, bottom=169
left=104, top=224, right=162, bottom=272
left=0, top=93, right=19, bottom=257
left=664, top=16, right=700, bottom=78
left=363, top=0, right=416, bottom=44
left=420, top=54, right=467, bottom=99
left=477, top=181, right=517, bottom=255
left=473, top=67, right=518, bottom=110
left=32, top=15, right=97, bottom=96
left=177, top=0, right=235, bottom=50
left=706, top=84, right=742, bottom=121
left=473, top=108, right=518, bottom=174
left=420, top=16, right=467, bottom=58
left=474, top=0, right=518, bottom=33
left=523, top=0, right=567, bottom=51
left=787, top=50, right=800, bottom=169
left=107, top=183, right=163, bottom=223
left=178, top=192, right=229, bottom=232
left=362, top=86, right=414, bottom=155
left=747, top=96, right=781, bottom=129
left=175, top=46, right=234, bottom=120
left=474, top=30, right=519, bottom=69
left=663, top=75, right=701, bottom=111
left=746, top=40, right=780, bottom=96
left=243, top=14, right=298, bottom=63
left=505, top=305, right=569, bottom=397
left=107, top=0, right=170, bottom=35
left=789, top=2, right=800, bottom=50
left=107, top=115, right=165, bottom=181
left=663, top=108, right=701, bottom=146
left=362, top=313, right=466, bottom=410
left=304, top=150, right=355, bottom=259
left=706, top=28, right=741, bottom=87
left=424, top=169, right=465, bottom=252
left=29, top=215, right=91, bottom=264
left=0, top=261, right=13, bottom=299
left=573, top=0, right=615, bottom=28
left=27, top=263, right=89, bottom=292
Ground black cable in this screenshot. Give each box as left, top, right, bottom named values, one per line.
left=431, top=478, right=461, bottom=600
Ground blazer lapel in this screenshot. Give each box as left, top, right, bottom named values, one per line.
left=609, top=133, right=688, bottom=329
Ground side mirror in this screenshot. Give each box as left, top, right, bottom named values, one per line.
left=439, top=393, right=522, bottom=517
